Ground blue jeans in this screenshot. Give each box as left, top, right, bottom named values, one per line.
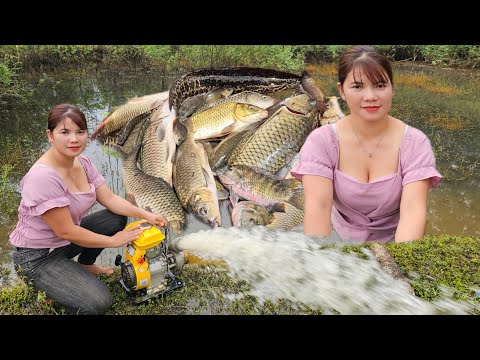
left=12, top=209, right=127, bottom=315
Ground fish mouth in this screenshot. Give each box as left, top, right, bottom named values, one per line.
left=216, top=170, right=233, bottom=185
left=209, top=219, right=221, bottom=228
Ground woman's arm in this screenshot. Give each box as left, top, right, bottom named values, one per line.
left=42, top=206, right=142, bottom=248
left=395, top=179, right=430, bottom=243
left=95, top=183, right=167, bottom=227
left=302, top=175, right=334, bottom=237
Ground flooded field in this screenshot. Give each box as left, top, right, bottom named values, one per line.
left=1, top=63, right=479, bottom=287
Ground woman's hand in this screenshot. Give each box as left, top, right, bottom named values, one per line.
left=111, top=226, right=143, bottom=248
left=144, top=212, right=168, bottom=228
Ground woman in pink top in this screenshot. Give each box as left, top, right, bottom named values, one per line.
left=291, top=45, right=442, bottom=244
left=9, top=103, right=168, bottom=315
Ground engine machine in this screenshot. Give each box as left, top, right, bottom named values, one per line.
left=114, top=220, right=185, bottom=304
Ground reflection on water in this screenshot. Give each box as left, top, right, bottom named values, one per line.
left=1, top=64, right=479, bottom=281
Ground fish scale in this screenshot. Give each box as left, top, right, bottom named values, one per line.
left=121, top=147, right=186, bottom=234
left=174, top=140, right=209, bottom=207
left=140, top=120, right=171, bottom=185
left=185, top=102, right=267, bottom=141
left=267, top=202, right=304, bottom=230
left=174, top=137, right=221, bottom=226
left=191, top=91, right=276, bottom=117
left=230, top=106, right=318, bottom=176
left=92, top=92, right=168, bottom=138
left=209, top=126, right=258, bottom=171
left=217, top=165, right=303, bottom=210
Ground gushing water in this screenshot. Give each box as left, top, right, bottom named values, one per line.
left=175, top=226, right=472, bottom=315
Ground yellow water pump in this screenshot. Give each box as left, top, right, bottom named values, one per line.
left=114, top=220, right=185, bottom=304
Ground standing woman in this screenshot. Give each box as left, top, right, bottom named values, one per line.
left=291, top=45, right=442, bottom=243
left=9, top=103, right=168, bottom=314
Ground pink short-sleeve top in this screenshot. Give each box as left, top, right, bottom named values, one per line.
left=9, top=154, right=105, bottom=249
left=291, top=123, right=442, bottom=243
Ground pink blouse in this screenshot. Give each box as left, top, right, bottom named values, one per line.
left=9, top=154, right=105, bottom=249
left=291, top=124, right=442, bottom=243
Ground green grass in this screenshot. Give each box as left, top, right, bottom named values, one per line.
left=384, top=235, right=480, bottom=305
left=1, top=235, right=478, bottom=315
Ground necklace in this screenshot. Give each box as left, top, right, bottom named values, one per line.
left=351, top=117, right=389, bottom=158
left=66, top=165, right=76, bottom=183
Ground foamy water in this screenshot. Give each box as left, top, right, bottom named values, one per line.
left=175, top=226, right=473, bottom=315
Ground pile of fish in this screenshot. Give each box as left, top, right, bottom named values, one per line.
left=91, top=67, right=345, bottom=237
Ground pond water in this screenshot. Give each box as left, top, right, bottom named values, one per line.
left=1, top=64, right=479, bottom=283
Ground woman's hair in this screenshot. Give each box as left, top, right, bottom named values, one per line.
left=338, top=45, right=393, bottom=88
left=47, top=103, right=88, bottom=132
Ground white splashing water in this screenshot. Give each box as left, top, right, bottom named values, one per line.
left=175, top=226, right=472, bottom=315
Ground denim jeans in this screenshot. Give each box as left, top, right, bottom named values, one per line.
left=12, top=209, right=127, bottom=315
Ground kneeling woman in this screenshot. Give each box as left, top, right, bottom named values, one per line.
left=9, top=103, right=168, bottom=314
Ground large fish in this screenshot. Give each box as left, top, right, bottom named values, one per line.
left=168, top=67, right=303, bottom=113
left=151, top=100, right=178, bottom=187
left=217, top=165, right=304, bottom=211
left=178, top=87, right=234, bottom=120
left=191, top=91, right=277, bottom=117
left=119, top=146, right=186, bottom=236
left=91, top=92, right=168, bottom=139
left=182, top=102, right=268, bottom=141
left=116, top=116, right=148, bottom=155
left=139, top=113, right=173, bottom=186
left=209, top=125, right=258, bottom=172
left=229, top=94, right=318, bottom=176
left=173, top=135, right=221, bottom=227
left=115, top=111, right=150, bottom=146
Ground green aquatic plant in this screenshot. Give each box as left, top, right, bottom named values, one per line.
left=385, top=235, right=480, bottom=303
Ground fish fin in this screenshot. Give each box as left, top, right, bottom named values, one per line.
left=149, top=98, right=166, bottom=111
left=229, top=191, right=240, bottom=208
left=174, top=121, right=188, bottom=146
left=218, top=123, right=238, bottom=137
left=156, top=119, right=168, bottom=142
left=201, top=167, right=214, bottom=190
